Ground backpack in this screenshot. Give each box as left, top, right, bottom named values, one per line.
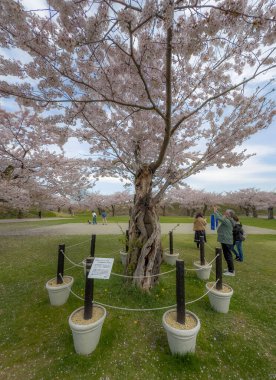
left=233, top=223, right=245, bottom=241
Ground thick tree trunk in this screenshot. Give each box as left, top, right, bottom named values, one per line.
left=111, top=205, right=115, bottom=217
left=127, top=166, right=163, bottom=291
left=252, top=206, right=258, bottom=218
left=243, top=207, right=250, bottom=216
left=268, top=207, right=274, bottom=219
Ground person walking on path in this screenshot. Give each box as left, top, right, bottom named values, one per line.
left=213, top=206, right=236, bottom=276
left=92, top=211, right=97, bottom=225
left=193, top=212, right=207, bottom=248
left=231, top=215, right=245, bottom=262
left=101, top=210, right=107, bottom=225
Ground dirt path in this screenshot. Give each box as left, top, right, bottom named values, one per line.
left=0, top=220, right=275, bottom=236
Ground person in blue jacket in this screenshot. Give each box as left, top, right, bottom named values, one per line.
left=231, top=215, right=245, bottom=262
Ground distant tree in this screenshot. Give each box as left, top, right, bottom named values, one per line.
left=0, top=108, right=91, bottom=212
left=224, top=188, right=276, bottom=218
left=105, top=191, right=133, bottom=217
left=169, top=186, right=222, bottom=216
left=260, top=191, right=276, bottom=219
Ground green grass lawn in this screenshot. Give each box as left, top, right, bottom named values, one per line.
left=0, top=232, right=275, bottom=380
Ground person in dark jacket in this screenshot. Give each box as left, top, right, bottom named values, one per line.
left=214, top=206, right=236, bottom=276
left=231, top=215, right=245, bottom=262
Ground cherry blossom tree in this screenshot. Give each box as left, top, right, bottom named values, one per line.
left=83, top=192, right=107, bottom=215
left=159, top=192, right=176, bottom=216
left=225, top=188, right=276, bottom=218
left=0, top=1, right=275, bottom=289
left=169, top=185, right=222, bottom=216
left=0, top=179, right=31, bottom=216
left=104, top=191, right=133, bottom=216
left=266, top=191, right=276, bottom=219
left=260, top=191, right=276, bottom=219
left=0, top=107, right=91, bottom=212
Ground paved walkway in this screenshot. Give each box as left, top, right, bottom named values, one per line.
left=0, top=217, right=73, bottom=223
left=0, top=219, right=275, bottom=236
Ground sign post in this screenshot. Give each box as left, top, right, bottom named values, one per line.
left=88, top=258, right=114, bottom=280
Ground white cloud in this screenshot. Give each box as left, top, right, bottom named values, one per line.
left=97, top=177, right=126, bottom=184
left=22, top=0, right=48, bottom=11
left=242, top=143, right=276, bottom=157
left=186, top=155, right=276, bottom=192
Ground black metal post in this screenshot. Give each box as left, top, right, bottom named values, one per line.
left=90, top=234, right=96, bottom=257
left=176, top=259, right=185, bottom=324
left=199, top=236, right=205, bottom=266
left=56, top=244, right=65, bottom=284
left=215, top=247, right=223, bottom=290
left=125, top=230, right=129, bottom=252
left=84, top=257, right=94, bottom=319
left=169, top=231, right=173, bottom=255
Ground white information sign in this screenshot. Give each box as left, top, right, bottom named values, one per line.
left=88, top=258, right=114, bottom=280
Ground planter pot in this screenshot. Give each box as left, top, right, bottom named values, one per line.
left=120, top=250, right=128, bottom=266
left=46, top=276, right=74, bottom=306
left=69, top=305, right=106, bottom=355
left=193, top=261, right=212, bottom=280
left=163, top=250, right=180, bottom=266
left=206, top=282, right=233, bottom=313
left=163, top=309, right=201, bottom=355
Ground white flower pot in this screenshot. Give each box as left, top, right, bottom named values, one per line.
left=46, top=276, right=74, bottom=306
left=163, top=250, right=180, bottom=266
left=69, top=305, right=106, bottom=355
left=193, top=261, right=212, bottom=280
left=162, top=309, right=201, bottom=355
left=206, top=282, right=233, bottom=313
left=120, top=250, right=128, bottom=266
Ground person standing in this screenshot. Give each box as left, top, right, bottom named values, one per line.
left=231, top=215, right=245, bottom=262
left=193, top=212, right=207, bottom=248
left=213, top=206, right=235, bottom=276
left=101, top=210, right=107, bottom=225
left=92, top=211, right=97, bottom=225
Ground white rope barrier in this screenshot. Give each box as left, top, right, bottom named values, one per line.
left=61, top=273, right=221, bottom=312
left=182, top=254, right=219, bottom=272
left=60, top=250, right=83, bottom=267
left=186, top=279, right=219, bottom=305
left=65, top=235, right=122, bottom=251
left=61, top=248, right=176, bottom=279
left=64, top=265, right=78, bottom=272
left=61, top=244, right=219, bottom=278
left=171, top=223, right=181, bottom=232
left=65, top=239, right=91, bottom=250
left=205, top=242, right=218, bottom=252
left=93, top=301, right=177, bottom=312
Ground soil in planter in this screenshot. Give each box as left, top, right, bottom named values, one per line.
left=165, top=311, right=197, bottom=330
left=47, top=277, right=72, bottom=286
left=71, top=306, right=104, bottom=325
left=207, top=282, right=232, bottom=293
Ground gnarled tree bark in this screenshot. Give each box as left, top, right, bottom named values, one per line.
left=127, top=165, right=163, bottom=291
